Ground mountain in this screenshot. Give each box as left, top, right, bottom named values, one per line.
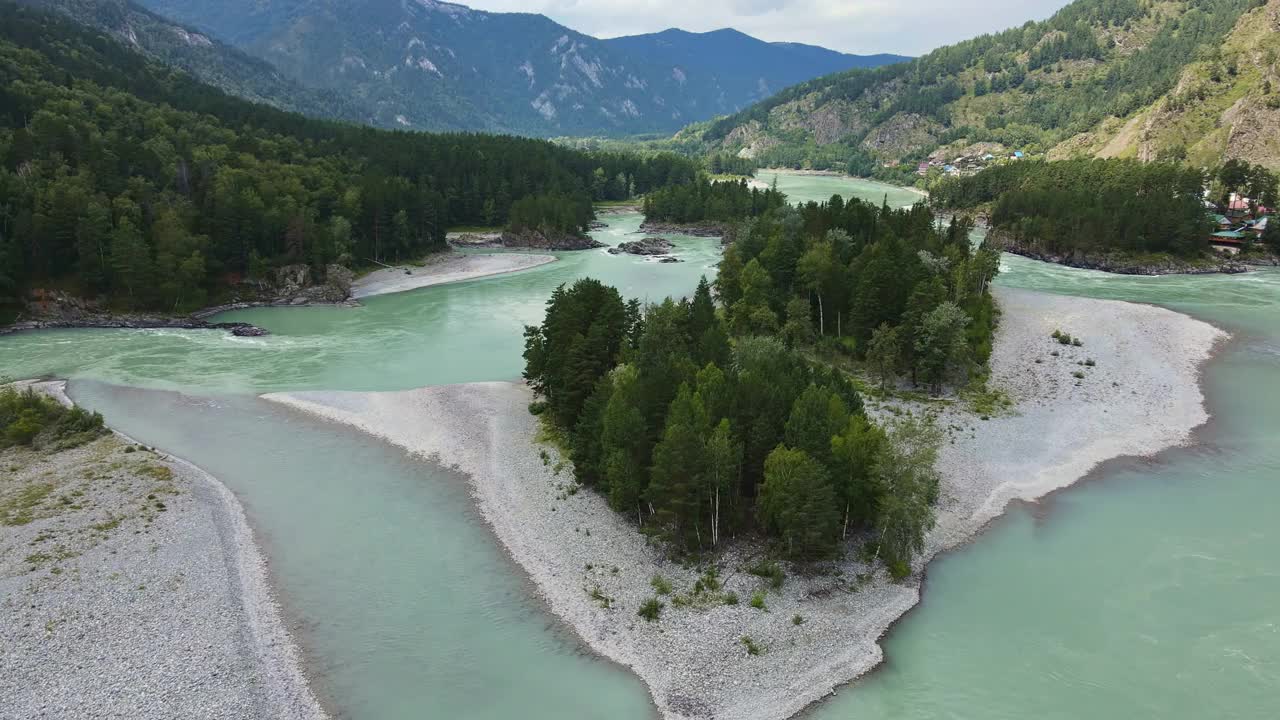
left=604, top=27, right=907, bottom=104
left=1053, top=0, right=1280, bottom=169
left=126, top=0, right=905, bottom=135
left=680, top=0, right=1272, bottom=174
left=15, top=0, right=370, bottom=123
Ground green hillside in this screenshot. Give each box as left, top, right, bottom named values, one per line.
left=678, top=0, right=1269, bottom=177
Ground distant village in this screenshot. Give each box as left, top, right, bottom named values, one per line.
left=915, top=144, right=1027, bottom=178
left=1208, top=193, right=1269, bottom=254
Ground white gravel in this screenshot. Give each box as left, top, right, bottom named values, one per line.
left=0, top=382, right=327, bottom=720
left=262, top=286, right=1225, bottom=720
left=351, top=252, right=556, bottom=299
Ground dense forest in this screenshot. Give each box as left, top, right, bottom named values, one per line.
left=933, top=159, right=1217, bottom=256
left=525, top=196, right=999, bottom=571
left=642, top=178, right=786, bottom=224
left=0, top=2, right=700, bottom=314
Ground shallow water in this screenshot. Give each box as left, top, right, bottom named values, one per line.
left=3, top=175, right=1278, bottom=719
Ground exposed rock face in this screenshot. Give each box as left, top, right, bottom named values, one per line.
left=860, top=112, right=941, bottom=162
left=273, top=263, right=353, bottom=304
left=500, top=229, right=605, bottom=250
left=608, top=237, right=673, bottom=255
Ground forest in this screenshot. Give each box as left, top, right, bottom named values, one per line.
left=933, top=159, right=1215, bottom=257
left=0, top=3, right=700, bottom=314
left=642, top=178, right=787, bottom=224
left=525, top=196, right=1000, bottom=572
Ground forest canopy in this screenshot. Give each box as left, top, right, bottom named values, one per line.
left=933, top=158, right=1213, bottom=257
left=525, top=194, right=999, bottom=571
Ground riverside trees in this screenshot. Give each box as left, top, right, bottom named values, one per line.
left=526, top=193, right=994, bottom=568
left=0, top=4, right=700, bottom=315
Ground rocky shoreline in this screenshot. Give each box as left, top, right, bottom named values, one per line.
left=994, top=236, right=1249, bottom=275
left=2, top=381, right=328, bottom=720
left=637, top=220, right=728, bottom=238
left=263, top=287, right=1225, bottom=720
left=0, top=314, right=270, bottom=337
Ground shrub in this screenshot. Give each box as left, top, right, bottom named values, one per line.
left=1057, top=333, right=1073, bottom=345
left=1085, top=358, right=1096, bottom=367
left=650, top=575, right=673, bottom=595
left=792, top=614, right=805, bottom=626
left=0, top=387, right=105, bottom=451
left=1073, top=370, right=1086, bottom=379
left=1072, top=338, right=1083, bottom=347
left=748, top=560, right=785, bottom=590
left=749, top=590, right=768, bottom=611
left=888, top=559, right=911, bottom=580
left=587, top=586, right=613, bottom=609
left=638, top=597, right=664, bottom=621
left=1051, top=329, right=1062, bottom=339
left=722, top=592, right=739, bottom=606
left=741, top=636, right=762, bottom=656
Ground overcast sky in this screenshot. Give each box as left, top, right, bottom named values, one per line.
left=462, top=0, right=1072, bottom=56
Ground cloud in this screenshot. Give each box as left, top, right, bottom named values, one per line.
left=462, top=0, right=1071, bottom=56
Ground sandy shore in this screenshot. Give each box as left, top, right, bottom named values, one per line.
left=0, top=381, right=327, bottom=720
left=262, top=286, right=1224, bottom=720
left=352, top=251, right=556, bottom=299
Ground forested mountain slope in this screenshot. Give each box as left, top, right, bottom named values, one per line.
left=1053, top=0, right=1280, bottom=169
left=0, top=1, right=697, bottom=315
left=131, top=0, right=904, bottom=136
left=16, top=0, right=370, bottom=124
left=681, top=0, right=1268, bottom=173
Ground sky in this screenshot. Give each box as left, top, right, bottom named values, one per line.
left=462, top=0, right=1073, bottom=56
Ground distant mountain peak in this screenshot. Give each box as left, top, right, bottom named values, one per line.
left=96, top=0, right=907, bottom=136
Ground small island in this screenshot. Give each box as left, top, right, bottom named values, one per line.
left=265, top=193, right=1225, bottom=719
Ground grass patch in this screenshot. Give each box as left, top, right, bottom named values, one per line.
left=741, top=636, right=762, bottom=656
left=650, top=574, right=673, bottom=595
left=749, top=590, right=768, bottom=611
left=2, top=482, right=55, bottom=526
left=587, top=586, right=614, bottom=610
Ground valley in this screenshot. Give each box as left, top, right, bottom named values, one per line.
left=4, top=0, right=1280, bottom=718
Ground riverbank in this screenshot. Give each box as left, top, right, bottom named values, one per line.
left=351, top=251, right=557, bottom=299
left=0, top=381, right=327, bottom=720
left=261, top=286, right=1223, bottom=720
left=994, top=235, right=1249, bottom=275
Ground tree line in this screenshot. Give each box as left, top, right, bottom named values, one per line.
left=523, top=195, right=999, bottom=572
left=0, top=2, right=701, bottom=314
left=642, top=178, right=786, bottom=224
left=933, top=158, right=1213, bottom=257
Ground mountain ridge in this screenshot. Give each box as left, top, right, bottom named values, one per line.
left=676, top=0, right=1274, bottom=175
left=127, top=0, right=906, bottom=136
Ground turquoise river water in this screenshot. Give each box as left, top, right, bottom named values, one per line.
left=2, top=170, right=1276, bottom=718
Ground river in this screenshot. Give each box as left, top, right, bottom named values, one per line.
left=2, top=170, right=1276, bottom=718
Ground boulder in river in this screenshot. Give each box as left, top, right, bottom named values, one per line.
left=500, top=229, right=605, bottom=250
left=609, top=237, right=674, bottom=256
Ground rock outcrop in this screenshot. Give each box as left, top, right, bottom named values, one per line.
left=608, top=237, right=673, bottom=256
left=500, top=229, right=605, bottom=250
left=636, top=221, right=726, bottom=237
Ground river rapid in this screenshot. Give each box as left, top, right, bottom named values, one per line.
left=2, top=171, right=1276, bottom=718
